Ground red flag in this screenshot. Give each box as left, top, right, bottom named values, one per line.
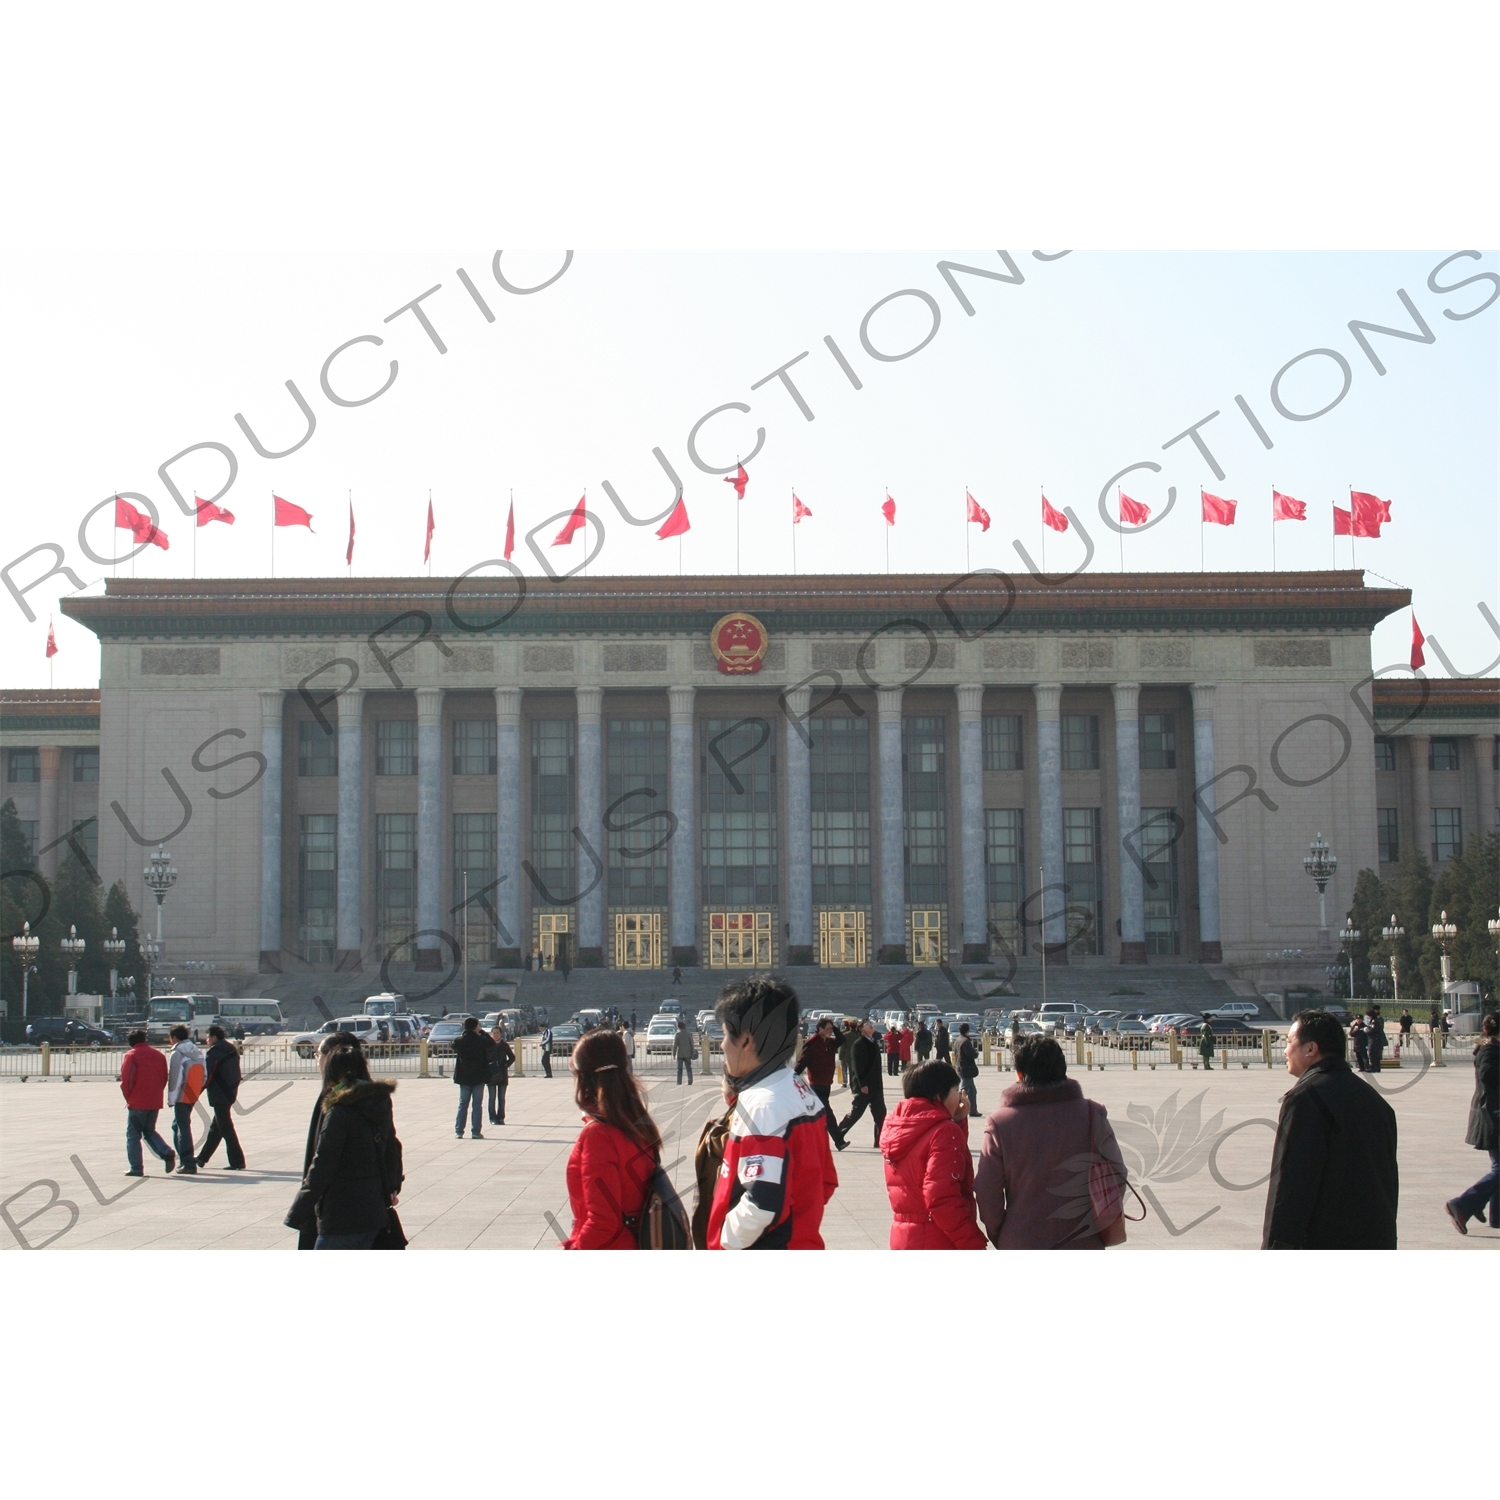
left=45, top=620, right=57, bottom=659
left=966, top=491, right=990, bottom=532
left=1201, top=491, right=1237, bottom=526
left=114, top=495, right=170, bottom=551
left=1351, top=490, right=1390, bottom=535
left=724, top=463, right=749, bottom=500
left=1272, top=490, right=1306, bottom=521
left=1118, top=491, right=1151, bottom=526
left=346, top=501, right=356, bottom=566
left=656, top=496, right=691, bottom=539
left=1333, top=504, right=1352, bottom=535
left=881, top=494, right=897, bottom=526
left=553, top=493, right=588, bottom=545
left=504, top=499, right=515, bottom=561
left=1041, top=494, right=1068, bottom=533
left=792, top=493, right=812, bottom=524
left=424, top=499, right=435, bottom=563
left=194, top=496, right=235, bottom=527
left=1410, top=613, right=1425, bottom=670
left=273, top=494, right=314, bottom=530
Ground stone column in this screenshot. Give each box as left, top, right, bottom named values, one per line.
left=1033, top=683, right=1066, bottom=960
left=1475, top=734, right=1497, bottom=841
left=258, top=691, right=284, bottom=971
left=1408, top=735, right=1431, bottom=866
left=668, top=685, right=698, bottom=966
left=335, top=689, right=365, bottom=971
left=493, top=687, right=523, bottom=967
left=37, top=746, right=61, bottom=880
left=414, top=687, right=444, bottom=971
left=956, top=684, right=988, bottom=963
left=1112, top=682, right=1146, bottom=964
left=877, top=687, right=906, bottom=963
left=1191, top=683, right=1222, bottom=964
left=783, top=684, right=814, bottom=965
left=575, top=686, right=604, bottom=966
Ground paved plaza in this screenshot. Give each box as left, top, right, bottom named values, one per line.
left=2, top=1048, right=1493, bottom=1252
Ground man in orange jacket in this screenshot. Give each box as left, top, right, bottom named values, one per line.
left=120, top=1029, right=175, bottom=1176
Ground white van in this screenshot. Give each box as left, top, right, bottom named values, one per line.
left=364, top=993, right=406, bottom=1017
left=216, top=1000, right=285, bottom=1035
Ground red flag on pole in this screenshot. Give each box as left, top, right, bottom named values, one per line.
left=1041, top=495, right=1068, bottom=533
left=553, top=493, right=588, bottom=545
left=424, top=499, right=435, bottom=563
left=195, top=496, right=235, bottom=526
left=792, top=493, right=812, bottom=523
left=881, top=494, right=897, bottom=526
left=656, top=496, right=691, bottom=539
left=1201, top=491, right=1238, bottom=526
left=725, top=464, right=749, bottom=500
left=115, top=496, right=170, bottom=550
left=346, top=501, right=356, bottom=566
left=1118, top=492, right=1151, bottom=526
left=1333, top=504, right=1353, bottom=535
left=1272, top=490, right=1306, bottom=521
left=1351, top=490, right=1390, bottom=535
left=504, top=499, right=515, bottom=561
left=273, top=494, right=314, bottom=530
left=1410, top=613, right=1425, bottom=670
left=966, top=491, right=990, bottom=532
left=45, top=619, right=58, bottom=658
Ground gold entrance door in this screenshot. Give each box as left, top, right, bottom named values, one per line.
left=708, top=911, right=773, bottom=967
left=536, top=912, right=571, bottom=968
left=614, top=912, right=662, bottom=968
left=909, top=909, right=944, bottom=964
left=818, top=910, right=867, bottom=966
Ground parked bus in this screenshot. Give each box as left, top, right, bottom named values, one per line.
left=215, top=1000, right=284, bottom=1035
left=146, top=994, right=219, bottom=1043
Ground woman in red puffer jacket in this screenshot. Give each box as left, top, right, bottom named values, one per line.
left=881, top=1060, right=987, bottom=1249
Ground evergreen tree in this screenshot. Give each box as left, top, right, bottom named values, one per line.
left=1347, top=867, right=1390, bottom=1001
left=102, top=881, right=146, bottom=1006
left=1429, top=831, right=1499, bottom=1005
left=2, top=797, right=54, bottom=1016
left=1387, top=843, right=1437, bottom=1000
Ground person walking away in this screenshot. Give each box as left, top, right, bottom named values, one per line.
left=487, top=1025, right=516, bottom=1125
left=795, top=1016, right=848, bottom=1151
left=452, top=1016, right=493, bottom=1139
left=973, top=1036, right=1128, bottom=1249
left=706, top=976, right=837, bottom=1249
left=563, top=1028, right=663, bottom=1248
left=119, top=1029, right=175, bottom=1176
left=898, top=1023, right=914, bottom=1071
left=836, top=1018, right=860, bottom=1088
left=1366, top=1007, right=1387, bottom=1072
left=1445, top=1012, right=1499, bottom=1233
left=1262, top=1010, right=1398, bottom=1249
left=956, top=1023, right=980, bottom=1116
left=166, top=1025, right=205, bottom=1175
left=285, top=1046, right=403, bottom=1250
left=934, top=1020, right=952, bottom=1064
left=673, top=1018, right=696, bottom=1085
left=885, top=1025, right=902, bottom=1077
left=539, top=1023, right=554, bottom=1078
left=197, top=1026, right=246, bottom=1169
left=915, top=1019, right=933, bottom=1062
left=881, top=1060, right=986, bottom=1249
left=838, top=1019, right=888, bottom=1148
left=1350, top=1016, right=1369, bottom=1073
left=1198, top=1016, right=1216, bottom=1070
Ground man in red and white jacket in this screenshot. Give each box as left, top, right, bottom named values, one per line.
left=707, top=977, right=838, bottom=1250
left=119, top=1028, right=175, bottom=1176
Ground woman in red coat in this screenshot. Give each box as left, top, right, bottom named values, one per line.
left=880, top=1060, right=986, bottom=1249
left=563, top=1029, right=662, bottom=1249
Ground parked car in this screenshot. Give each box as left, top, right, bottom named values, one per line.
left=574, top=1009, right=605, bottom=1031
left=1102, top=1018, right=1155, bottom=1049
left=657, top=999, right=683, bottom=1017
left=1200, top=1017, right=1272, bottom=1041
left=23, top=1017, right=116, bottom=1048
left=1205, top=1000, right=1261, bottom=1019
left=645, top=1017, right=679, bottom=1055
left=291, top=1015, right=388, bottom=1057
left=424, top=1018, right=473, bottom=1055
left=549, top=1023, right=582, bottom=1056
left=1148, top=1013, right=1201, bottom=1034
left=703, top=1019, right=725, bottom=1053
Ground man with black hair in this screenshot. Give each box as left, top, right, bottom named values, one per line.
left=837, top=1018, right=888, bottom=1148
left=794, top=1016, right=848, bottom=1151
left=197, top=1025, right=246, bottom=1170
left=1262, top=1010, right=1398, bottom=1249
left=705, top=976, right=838, bottom=1249
left=956, top=1023, right=980, bottom=1116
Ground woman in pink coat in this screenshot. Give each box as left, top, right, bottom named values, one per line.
left=880, top=1060, right=987, bottom=1249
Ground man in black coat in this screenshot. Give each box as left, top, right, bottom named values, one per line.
left=197, top=1025, right=246, bottom=1169
left=836, top=1019, right=887, bottom=1147
left=452, top=1016, right=494, bottom=1140
left=1445, top=1012, right=1498, bottom=1232
left=1262, top=1010, right=1398, bottom=1249
left=1365, top=1007, right=1387, bottom=1072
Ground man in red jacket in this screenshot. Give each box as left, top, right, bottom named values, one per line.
left=119, top=1029, right=175, bottom=1176
left=794, top=1017, right=848, bottom=1151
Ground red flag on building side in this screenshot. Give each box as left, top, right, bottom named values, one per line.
left=792, top=493, right=812, bottom=523
left=1351, top=490, right=1390, bottom=535
left=1272, top=490, right=1306, bottom=521
left=881, top=494, right=897, bottom=526
left=346, top=502, right=356, bottom=566
left=504, top=499, right=515, bottom=561
left=1041, top=495, right=1068, bottom=533
left=1201, top=491, right=1238, bottom=526
left=966, top=491, right=990, bottom=532
left=45, top=620, right=58, bottom=658
left=195, top=496, right=235, bottom=526
left=115, top=495, right=170, bottom=550
left=725, top=463, right=749, bottom=500
left=424, top=499, right=435, bottom=563
left=1333, top=504, right=1352, bottom=535
left=273, top=494, right=314, bottom=530
left=1410, top=613, right=1425, bottom=671
left=553, top=493, right=588, bottom=546
left=656, top=496, right=691, bottom=539
left=1118, top=492, right=1151, bottom=526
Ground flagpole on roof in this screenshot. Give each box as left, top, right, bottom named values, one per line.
left=270, top=491, right=275, bottom=579
left=1348, top=485, right=1355, bottom=574
left=790, top=489, right=796, bottom=577
left=1117, top=487, right=1124, bottom=572
left=1040, top=486, right=1045, bottom=574
left=1271, top=486, right=1276, bottom=573
left=1199, top=488, right=1205, bottom=572
left=965, top=487, right=970, bottom=574
left=192, top=495, right=198, bottom=581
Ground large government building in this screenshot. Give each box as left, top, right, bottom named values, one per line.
left=2, top=572, right=1495, bottom=991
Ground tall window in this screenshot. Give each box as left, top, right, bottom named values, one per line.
left=1140, top=807, right=1180, bottom=956
left=701, top=717, right=778, bottom=908
left=375, top=719, right=417, bottom=776
left=1377, top=808, right=1399, bottom=864
left=903, top=717, right=948, bottom=905
left=298, top=814, right=337, bottom=964
left=453, top=719, right=497, bottom=776
left=530, top=720, right=577, bottom=903
left=453, top=812, right=498, bottom=959
left=810, top=716, right=871, bottom=906
left=985, top=808, right=1025, bottom=955
left=73, top=748, right=99, bottom=782
left=1063, top=807, right=1103, bottom=956
left=298, top=720, right=338, bottom=776
left=1432, top=807, right=1462, bottom=863
left=1429, top=738, right=1460, bottom=772
left=16, top=819, right=39, bottom=866
left=376, top=813, right=417, bottom=958
left=1061, top=715, right=1100, bottom=770
left=78, top=816, right=98, bottom=870
left=7, top=749, right=38, bottom=782
left=1373, top=738, right=1396, bottom=772
left=1140, top=714, right=1176, bottom=770
left=982, top=714, right=1023, bottom=771
left=607, top=718, right=669, bottom=908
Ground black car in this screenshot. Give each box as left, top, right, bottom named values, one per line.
left=1198, top=1017, right=1275, bottom=1041
left=23, top=1017, right=116, bottom=1048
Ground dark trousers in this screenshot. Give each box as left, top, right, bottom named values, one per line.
left=125, top=1108, right=172, bottom=1173
left=811, top=1084, right=845, bottom=1146
left=960, top=1075, right=978, bottom=1115
left=1454, top=1150, right=1500, bottom=1226
left=197, top=1096, right=245, bottom=1168
left=1367, top=1045, right=1385, bottom=1072
left=886, top=1053, right=900, bottom=1076
left=487, top=1078, right=508, bottom=1123
left=171, top=1103, right=197, bottom=1172
left=1353, top=1041, right=1369, bottom=1072
left=838, top=1088, right=886, bottom=1146
left=541, top=1049, right=553, bottom=1078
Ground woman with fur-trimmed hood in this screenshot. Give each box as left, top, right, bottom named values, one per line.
left=286, top=1047, right=404, bottom=1250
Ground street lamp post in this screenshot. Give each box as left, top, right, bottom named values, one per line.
left=1303, top=834, right=1337, bottom=948
left=1381, top=915, right=1405, bottom=1002
left=11, top=920, right=40, bottom=1019
left=102, top=926, right=127, bottom=1004
left=142, top=846, right=178, bottom=955
left=140, top=934, right=160, bottom=1002
left=1340, top=920, right=1361, bottom=1005
left=1430, top=909, right=1458, bottom=988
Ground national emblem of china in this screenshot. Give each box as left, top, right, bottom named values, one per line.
left=710, top=611, right=769, bottom=675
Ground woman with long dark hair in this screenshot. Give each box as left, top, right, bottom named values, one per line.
left=562, top=1028, right=663, bottom=1249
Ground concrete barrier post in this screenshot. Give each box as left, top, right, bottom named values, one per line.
left=1434, top=1031, right=1445, bottom=1067
left=1085, top=1047, right=1093, bottom=1071
left=514, top=1039, right=525, bottom=1078
left=982, top=1034, right=991, bottom=1066
left=419, top=1039, right=430, bottom=1079
left=41, top=1040, right=51, bottom=1076
left=701, top=1033, right=712, bottom=1075
left=1075, top=1033, right=1085, bottom=1066
left=1131, top=1047, right=1138, bottom=1071
left=1262, top=1030, right=1272, bottom=1068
